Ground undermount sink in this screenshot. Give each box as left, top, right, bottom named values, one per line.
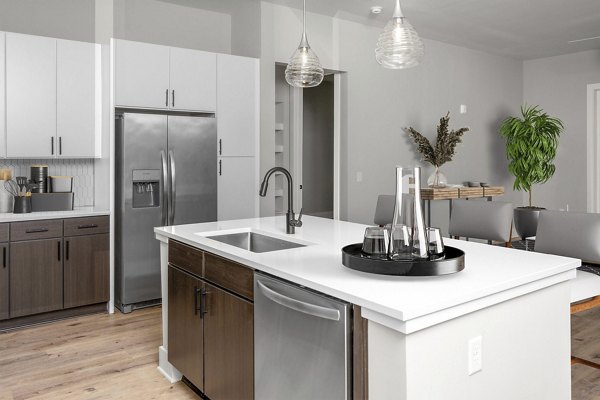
left=205, top=231, right=307, bottom=253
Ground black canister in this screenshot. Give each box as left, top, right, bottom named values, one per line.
left=13, top=196, right=32, bottom=213
left=30, top=165, right=48, bottom=193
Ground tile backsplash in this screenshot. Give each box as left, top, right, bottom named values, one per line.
left=0, top=159, right=94, bottom=207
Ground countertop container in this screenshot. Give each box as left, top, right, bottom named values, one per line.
left=0, top=180, right=14, bottom=213
left=31, top=192, right=74, bottom=212
left=30, top=165, right=48, bottom=193
left=49, top=176, right=73, bottom=193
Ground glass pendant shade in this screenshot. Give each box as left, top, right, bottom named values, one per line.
left=285, top=0, right=324, bottom=88
left=375, top=0, right=424, bottom=69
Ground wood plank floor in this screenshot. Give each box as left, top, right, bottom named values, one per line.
left=0, top=305, right=599, bottom=399
left=0, top=307, right=196, bottom=400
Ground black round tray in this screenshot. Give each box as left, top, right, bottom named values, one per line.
left=341, top=244, right=465, bottom=276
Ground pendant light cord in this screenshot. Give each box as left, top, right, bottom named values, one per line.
left=393, top=0, right=404, bottom=18
left=303, top=0, right=306, bottom=35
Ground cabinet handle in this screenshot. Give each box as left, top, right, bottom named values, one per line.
left=59, top=137, right=62, bottom=155
left=51, top=137, right=54, bottom=155
left=165, top=89, right=169, bottom=107
left=57, top=241, right=61, bottom=261
left=200, top=288, right=208, bottom=317
left=2, top=246, right=6, bottom=268
left=194, top=286, right=201, bottom=317
left=65, top=240, right=69, bottom=261
left=172, top=90, right=175, bottom=108
left=77, top=224, right=98, bottom=229
left=26, top=228, right=48, bottom=233
left=219, top=139, right=222, bottom=155
left=219, top=159, right=222, bottom=176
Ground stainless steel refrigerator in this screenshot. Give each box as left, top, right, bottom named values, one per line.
left=115, top=111, right=217, bottom=313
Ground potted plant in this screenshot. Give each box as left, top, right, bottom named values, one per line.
left=405, top=112, right=469, bottom=187
left=499, top=105, right=564, bottom=239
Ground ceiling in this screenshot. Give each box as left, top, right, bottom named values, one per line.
left=265, top=0, right=600, bottom=60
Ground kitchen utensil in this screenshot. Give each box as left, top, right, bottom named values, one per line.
left=427, top=227, right=445, bottom=260
left=30, top=165, right=48, bottom=193
left=49, top=176, right=73, bottom=193
left=16, top=176, right=28, bottom=194
left=361, top=226, right=389, bottom=259
left=4, top=180, right=19, bottom=197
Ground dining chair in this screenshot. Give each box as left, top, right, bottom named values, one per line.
left=448, top=200, right=514, bottom=246
left=534, top=210, right=600, bottom=369
left=373, top=195, right=395, bottom=226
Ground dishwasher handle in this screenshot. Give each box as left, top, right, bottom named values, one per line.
left=257, top=280, right=340, bottom=321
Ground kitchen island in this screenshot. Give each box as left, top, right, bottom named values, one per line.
left=155, top=216, right=579, bottom=400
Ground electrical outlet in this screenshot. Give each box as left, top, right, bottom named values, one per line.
left=356, top=171, right=363, bottom=183
left=468, top=336, right=483, bottom=375
left=460, top=104, right=468, bottom=114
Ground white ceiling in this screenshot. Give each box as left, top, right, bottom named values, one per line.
left=265, top=0, right=600, bottom=60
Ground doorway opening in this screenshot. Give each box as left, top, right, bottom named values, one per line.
left=587, top=83, right=600, bottom=212
left=274, top=64, right=341, bottom=220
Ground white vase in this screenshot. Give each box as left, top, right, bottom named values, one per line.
left=427, top=167, right=447, bottom=188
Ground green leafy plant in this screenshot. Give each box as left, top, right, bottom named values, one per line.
left=405, top=112, right=470, bottom=167
left=499, top=105, right=564, bottom=207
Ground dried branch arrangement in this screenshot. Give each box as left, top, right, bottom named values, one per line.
left=404, top=112, right=470, bottom=167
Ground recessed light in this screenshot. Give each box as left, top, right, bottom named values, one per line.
left=370, top=6, right=383, bottom=14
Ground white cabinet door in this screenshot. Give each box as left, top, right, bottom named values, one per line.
left=217, top=54, right=258, bottom=157
left=0, top=32, right=6, bottom=158
left=218, top=157, right=257, bottom=221
left=57, top=39, right=100, bottom=158
left=6, top=33, right=57, bottom=158
left=114, top=39, right=170, bottom=109
left=170, top=48, right=216, bottom=112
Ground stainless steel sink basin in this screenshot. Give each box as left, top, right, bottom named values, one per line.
left=206, top=232, right=306, bottom=253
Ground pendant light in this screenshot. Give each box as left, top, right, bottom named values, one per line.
left=375, top=0, right=424, bottom=69
left=285, top=0, right=324, bottom=88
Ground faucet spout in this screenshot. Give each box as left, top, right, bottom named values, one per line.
left=259, top=167, right=302, bottom=234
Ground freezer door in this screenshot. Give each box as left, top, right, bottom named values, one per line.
left=167, top=115, right=217, bottom=226
left=115, top=113, right=167, bottom=308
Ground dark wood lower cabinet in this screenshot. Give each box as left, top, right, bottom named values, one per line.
left=0, top=243, right=8, bottom=320
left=10, top=239, right=63, bottom=318
left=63, top=234, right=110, bottom=308
left=204, top=282, right=254, bottom=400
left=168, top=266, right=204, bottom=391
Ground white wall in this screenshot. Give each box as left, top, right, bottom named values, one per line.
left=260, top=2, right=523, bottom=229
left=524, top=50, right=600, bottom=212
left=113, top=0, right=231, bottom=54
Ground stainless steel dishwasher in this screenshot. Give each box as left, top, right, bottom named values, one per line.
left=254, top=272, right=351, bottom=400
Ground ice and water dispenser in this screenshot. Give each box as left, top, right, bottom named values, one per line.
left=132, top=170, right=160, bottom=208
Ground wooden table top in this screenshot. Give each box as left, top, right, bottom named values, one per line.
left=420, top=186, right=504, bottom=200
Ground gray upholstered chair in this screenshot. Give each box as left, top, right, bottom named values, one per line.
left=373, top=195, right=395, bottom=226
left=535, top=210, right=600, bottom=313
left=448, top=200, right=514, bottom=246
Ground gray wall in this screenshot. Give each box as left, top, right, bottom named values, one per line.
left=113, top=0, right=231, bottom=53
left=303, top=80, right=334, bottom=216
left=337, top=19, right=524, bottom=226
left=523, top=50, right=600, bottom=212
left=0, top=0, right=95, bottom=42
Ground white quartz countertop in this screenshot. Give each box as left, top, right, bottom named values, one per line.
left=155, top=216, right=580, bottom=333
left=0, top=207, right=110, bottom=223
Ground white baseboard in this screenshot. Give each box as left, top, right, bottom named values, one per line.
left=157, top=345, right=182, bottom=383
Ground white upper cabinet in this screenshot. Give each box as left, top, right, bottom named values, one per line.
left=57, top=39, right=101, bottom=158
left=0, top=32, right=6, bottom=158
left=114, top=39, right=216, bottom=112
left=170, top=47, right=216, bottom=112
left=114, top=39, right=170, bottom=109
left=6, top=33, right=57, bottom=158
left=217, top=54, right=258, bottom=157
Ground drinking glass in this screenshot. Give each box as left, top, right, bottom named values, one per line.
left=388, top=224, right=413, bottom=260
left=427, top=227, right=445, bottom=260
left=361, top=227, right=389, bottom=259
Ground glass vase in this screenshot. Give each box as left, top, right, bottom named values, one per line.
left=427, top=167, right=447, bottom=188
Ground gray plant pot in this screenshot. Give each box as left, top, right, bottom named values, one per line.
left=513, top=207, right=545, bottom=239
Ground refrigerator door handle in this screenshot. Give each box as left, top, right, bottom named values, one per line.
left=168, top=149, right=176, bottom=225
left=160, top=150, right=168, bottom=226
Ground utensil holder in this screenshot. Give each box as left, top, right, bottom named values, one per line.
left=13, top=196, right=32, bottom=214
